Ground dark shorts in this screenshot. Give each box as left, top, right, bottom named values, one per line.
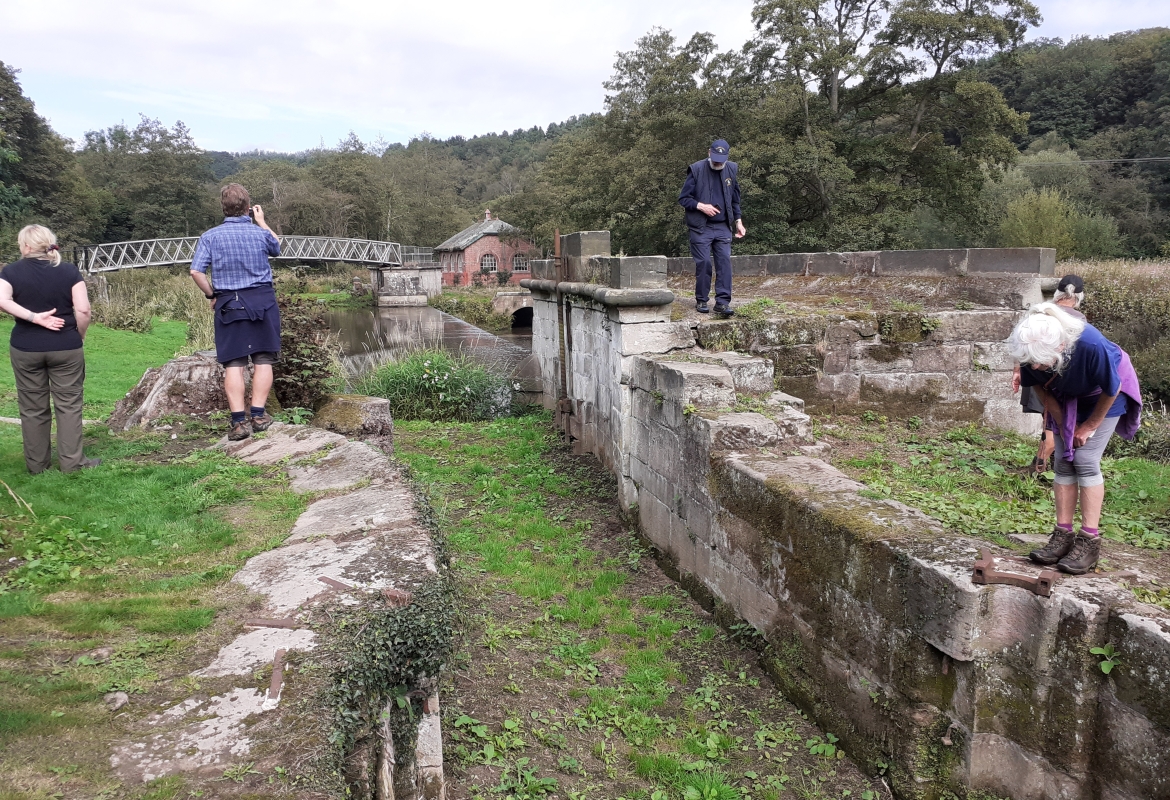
left=223, top=351, right=279, bottom=369
left=1020, top=385, right=1045, bottom=415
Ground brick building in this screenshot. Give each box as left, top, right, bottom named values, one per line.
left=435, top=211, right=538, bottom=287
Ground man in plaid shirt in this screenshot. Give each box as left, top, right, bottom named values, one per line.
left=190, top=184, right=282, bottom=440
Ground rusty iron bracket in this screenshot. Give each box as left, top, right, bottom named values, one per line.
left=972, top=548, right=1058, bottom=597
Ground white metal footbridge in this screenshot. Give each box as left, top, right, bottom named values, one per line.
left=73, top=236, right=435, bottom=273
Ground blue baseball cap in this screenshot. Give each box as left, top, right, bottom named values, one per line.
left=709, top=139, right=730, bottom=163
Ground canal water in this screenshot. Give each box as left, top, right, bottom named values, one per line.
left=326, top=305, right=540, bottom=394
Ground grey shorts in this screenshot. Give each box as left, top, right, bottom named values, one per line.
left=222, top=351, right=279, bottom=369
left=1053, top=415, right=1121, bottom=488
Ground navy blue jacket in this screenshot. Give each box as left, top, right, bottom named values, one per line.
left=679, top=159, right=741, bottom=232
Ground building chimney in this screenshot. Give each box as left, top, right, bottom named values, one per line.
left=485, top=209, right=491, bottom=221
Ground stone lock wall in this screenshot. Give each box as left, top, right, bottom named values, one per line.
left=522, top=234, right=1170, bottom=800
left=697, top=308, right=1037, bottom=434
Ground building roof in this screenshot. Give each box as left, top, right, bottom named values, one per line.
left=434, top=214, right=520, bottom=252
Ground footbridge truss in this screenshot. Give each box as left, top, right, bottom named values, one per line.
left=74, top=235, right=409, bottom=273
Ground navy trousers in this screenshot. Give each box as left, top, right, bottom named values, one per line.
left=689, top=224, right=732, bottom=305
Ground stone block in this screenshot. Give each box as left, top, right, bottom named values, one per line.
left=703, top=412, right=783, bottom=451
left=966, top=247, right=1056, bottom=276
left=561, top=230, right=612, bottom=260
left=860, top=373, right=950, bottom=410
left=768, top=345, right=823, bottom=377
left=807, top=251, right=878, bottom=275
left=876, top=248, right=968, bottom=276
left=823, top=347, right=850, bottom=375
left=815, top=372, right=861, bottom=402
left=766, top=253, right=810, bottom=275
left=850, top=343, right=914, bottom=373
left=666, top=256, right=692, bottom=276
left=911, top=344, right=972, bottom=374
left=608, top=304, right=672, bottom=324
left=529, top=259, right=556, bottom=281
left=709, top=352, right=775, bottom=392
left=765, top=391, right=805, bottom=411
left=928, top=310, right=1022, bottom=344
left=630, top=357, right=736, bottom=410
left=972, top=341, right=1017, bottom=372
left=618, top=322, right=696, bottom=356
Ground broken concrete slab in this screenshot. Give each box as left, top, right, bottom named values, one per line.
left=284, top=483, right=421, bottom=543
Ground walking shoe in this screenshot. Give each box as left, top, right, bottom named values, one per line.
left=228, top=421, right=252, bottom=441
left=713, top=303, right=734, bottom=317
left=696, top=301, right=710, bottom=314
left=251, top=412, right=275, bottom=432
left=1057, top=534, right=1100, bottom=575
left=79, top=457, right=102, bottom=470
left=1028, top=527, right=1077, bottom=565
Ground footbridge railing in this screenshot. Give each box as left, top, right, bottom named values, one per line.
left=74, top=235, right=410, bottom=273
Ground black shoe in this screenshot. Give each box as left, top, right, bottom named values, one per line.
left=713, top=303, right=734, bottom=317
left=696, top=301, right=710, bottom=314
left=1057, top=534, right=1101, bottom=575
left=79, top=457, right=102, bottom=470
left=1029, top=527, right=1076, bottom=565
left=251, top=412, right=275, bottom=432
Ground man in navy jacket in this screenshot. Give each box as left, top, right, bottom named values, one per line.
left=678, top=139, right=746, bottom=315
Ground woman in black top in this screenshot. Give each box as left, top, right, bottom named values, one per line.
left=0, top=225, right=98, bottom=473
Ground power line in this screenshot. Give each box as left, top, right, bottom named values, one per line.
left=1018, top=156, right=1170, bottom=166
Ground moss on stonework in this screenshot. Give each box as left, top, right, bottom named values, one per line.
left=314, top=394, right=379, bottom=433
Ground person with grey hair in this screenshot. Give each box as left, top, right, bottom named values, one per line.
left=1007, top=302, right=1142, bottom=574
left=0, top=224, right=99, bottom=473
left=1012, top=274, right=1086, bottom=474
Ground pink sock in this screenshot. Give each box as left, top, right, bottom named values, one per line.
left=1080, top=526, right=1099, bottom=538
left=1056, top=523, right=1073, bottom=532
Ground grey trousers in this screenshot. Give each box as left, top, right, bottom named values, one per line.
left=9, top=347, right=86, bottom=473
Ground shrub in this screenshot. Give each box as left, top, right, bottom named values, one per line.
left=998, top=188, right=1075, bottom=258
left=274, top=296, right=339, bottom=410
left=91, top=293, right=153, bottom=333
left=1131, top=340, right=1170, bottom=405
left=355, top=349, right=512, bottom=422
left=495, top=269, right=513, bottom=286
left=1107, top=403, right=1170, bottom=464
left=1079, top=261, right=1170, bottom=360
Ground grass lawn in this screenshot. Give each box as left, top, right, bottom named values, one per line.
left=821, top=415, right=1170, bottom=552
left=0, top=422, right=305, bottom=798
left=0, top=318, right=187, bottom=419
left=395, top=414, right=884, bottom=800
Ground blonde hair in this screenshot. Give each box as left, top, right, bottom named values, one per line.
left=1006, top=302, right=1086, bottom=374
left=18, top=225, right=62, bottom=267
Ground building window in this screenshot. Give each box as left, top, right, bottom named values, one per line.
left=481, top=253, right=498, bottom=272
left=512, top=255, right=529, bottom=272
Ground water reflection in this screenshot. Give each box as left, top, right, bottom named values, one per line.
left=326, top=306, right=539, bottom=393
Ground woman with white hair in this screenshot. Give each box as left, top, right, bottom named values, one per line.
left=0, top=225, right=99, bottom=473
left=1012, top=274, right=1086, bottom=474
left=1007, top=302, right=1142, bottom=574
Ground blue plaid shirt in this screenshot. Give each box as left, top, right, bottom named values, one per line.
left=191, top=216, right=280, bottom=291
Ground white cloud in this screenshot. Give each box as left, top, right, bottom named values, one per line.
left=0, top=0, right=1161, bottom=151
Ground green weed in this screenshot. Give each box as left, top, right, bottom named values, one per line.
left=357, top=349, right=512, bottom=422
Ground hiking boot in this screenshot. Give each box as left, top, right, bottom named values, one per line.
left=250, top=412, right=275, bottom=432
left=714, top=303, right=734, bottom=317
left=1028, top=527, right=1077, bottom=565
left=696, top=301, right=710, bottom=314
left=1057, top=534, right=1101, bottom=575
left=228, top=420, right=252, bottom=441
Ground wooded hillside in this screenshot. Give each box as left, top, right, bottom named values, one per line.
left=1, top=4, right=1167, bottom=261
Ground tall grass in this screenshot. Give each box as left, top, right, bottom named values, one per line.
left=93, top=268, right=214, bottom=351
left=355, top=349, right=513, bottom=421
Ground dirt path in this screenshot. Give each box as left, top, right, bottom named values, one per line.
left=396, top=415, right=887, bottom=800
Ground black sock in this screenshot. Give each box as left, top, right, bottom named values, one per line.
left=250, top=406, right=266, bottom=418
left=231, top=411, right=247, bottom=425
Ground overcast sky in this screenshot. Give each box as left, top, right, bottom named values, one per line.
left=2, top=0, right=1165, bottom=153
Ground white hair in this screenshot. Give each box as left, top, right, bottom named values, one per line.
left=1006, top=302, right=1086, bottom=373
left=17, top=224, right=61, bottom=267
left=1053, top=281, right=1084, bottom=308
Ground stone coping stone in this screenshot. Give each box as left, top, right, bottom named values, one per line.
left=285, top=483, right=421, bottom=543
left=193, top=628, right=318, bottom=678
left=287, top=440, right=392, bottom=493
left=219, top=423, right=346, bottom=465
left=631, top=357, right=736, bottom=409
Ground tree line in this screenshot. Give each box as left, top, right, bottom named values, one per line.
left=1, top=4, right=1168, bottom=263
